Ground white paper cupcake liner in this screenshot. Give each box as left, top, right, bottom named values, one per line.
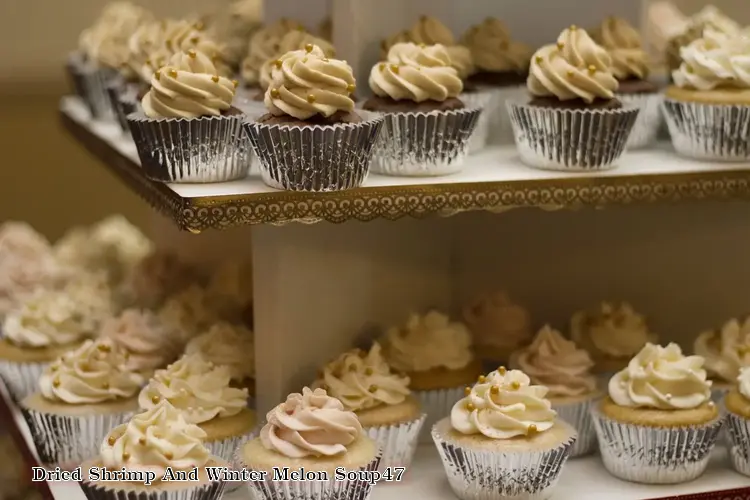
left=507, top=101, right=639, bottom=171
left=0, top=359, right=47, bottom=402
left=432, top=419, right=577, bottom=500
left=128, top=112, right=252, bottom=183
left=244, top=114, right=384, bottom=192
left=80, top=65, right=118, bottom=121
left=365, top=413, right=426, bottom=471
left=554, top=397, right=597, bottom=458
left=461, top=90, right=497, bottom=154
left=370, top=108, right=481, bottom=176
left=662, top=99, right=750, bottom=161
left=488, top=85, right=527, bottom=146
left=618, top=92, right=663, bottom=149
left=416, top=386, right=465, bottom=444
left=21, top=405, right=135, bottom=465
left=79, top=474, right=226, bottom=500
left=726, top=410, right=750, bottom=477
left=591, top=405, right=722, bottom=484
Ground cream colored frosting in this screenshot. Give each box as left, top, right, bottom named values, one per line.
left=595, top=17, right=650, bottom=80
left=445, top=45, right=476, bottom=80
left=2, top=290, right=90, bottom=348
left=264, top=45, right=355, bottom=120
left=77, top=215, right=153, bottom=282
left=241, top=19, right=304, bottom=85
left=0, top=221, right=51, bottom=260
left=380, top=31, right=411, bottom=59
left=62, top=272, right=114, bottom=331
left=101, top=309, right=180, bottom=373
left=260, top=387, right=361, bottom=458
left=370, top=43, right=463, bottom=102
left=158, top=285, right=219, bottom=342
left=314, top=342, right=410, bottom=412
left=463, top=18, right=532, bottom=73
left=739, top=367, right=750, bottom=400
left=138, top=354, right=248, bottom=424
left=79, top=2, right=153, bottom=69
left=160, top=21, right=231, bottom=77
left=127, top=22, right=163, bottom=80
left=571, top=302, right=656, bottom=359
left=673, top=30, right=750, bottom=90
left=528, top=26, right=618, bottom=103
left=101, top=400, right=210, bottom=476
left=39, top=340, right=144, bottom=404
left=694, top=318, right=750, bottom=383
left=258, top=30, right=336, bottom=90
left=119, top=250, right=197, bottom=308
left=511, top=325, right=597, bottom=398
left=463, top=292, right=532, bottom=355
left=451, top=369, right=556, bottom=439
left=609, top=343, right=711, bottom=410
left=408, top=16, right=456, bottom=46
left=690, top=5, right=742, bottom=36
left=382, top=310, right=473, bottom=372
left=184, top=322, right=255, bottom=381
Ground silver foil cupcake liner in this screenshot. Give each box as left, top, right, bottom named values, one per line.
left=488, top=85, right=527, bottom=146
left=106, top=78, right=138, bottom=134
left=591, top=406, right=722, bottom=484
left=416, top=386, right=465, bottom=444
left=507, top=101, right=639, bottom=171
left=65, top=53, right=88, bottom=100
left=365, top=413, right=426, bottom=471
left=21, top=406, right=134, bottom=465
left=80, top=65, right=118, bottom=121
left=432, top=419, right=577, bottom=500
left=244, top=114, right=384, bottom=192
left=726, top=410, right=750, bottom=477
left=0, top=359, right=47, bottom=401
left=618, top=92, right=663, bottom=149
left=461, top=90, right=497, bottom=154
left=662, top=99, right=750, bottom=161
left=370, top=108, right=481, bottom=176
left=79, top=474, right=226, bottom=500
left=554, top=397, right=597, bottom=458
left=129, top=112, right=252, bottom=183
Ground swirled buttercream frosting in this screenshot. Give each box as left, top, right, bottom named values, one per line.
left=0, top=221, right=51, bottom=259
left=2, top=290, right=91, bottom=348
left=260, top=387, right=362, bottom=458
left=690, top=5, right=742, bottom=37
left=160, top=20, right=231, bottom=75
left=739, top=367, right=750, bottom=400
left=528, top=26, right=618, bottom=103
left=314, top=342, right=410, bottom=412
left=39, top=340, right=144, bottom=404
left=451, top=369, right=556, bottom=439
left=158, top=285, right=221, bottom=342
left=463, top=291, right=532, bottom=355
left=241, top=19, right=304, bottom=85
left=382, top=310, right=473, bottom=372
left=609, top=343, right=711, bottom=410
left=101, top=309, right=180, bottom=373
left=672, top=30, right=750, bottom=90
left=101, top=400, right=210, bottom=476
left=593, top=17, right=650, bottom=80
left=463, top=18, right=532, bottom=73
left=119, top=250, right=197, bottom=308
left=694, top=317, right=750, bottom=383
left=184, top=322, right=255, bottom=381
left=380, top=31, right=410, bottom=59
left=258, top=31, right=335, bottom=90
left=407, top=16, right=456, bottom=46
left=571, top=302, right=656, bottom=359
left=445, top=45, right=476, bottom=80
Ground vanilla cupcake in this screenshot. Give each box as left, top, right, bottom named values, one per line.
left=592, top=343, right=721, bottom=484
left=21, top=339, right=144, bottom=464
left=237, top=387, right=380, bottom=500
left=694, top=317, right=750, bottom=399
left=433, top=369, right=577, bottom=500
left=158, top=285, right=222, bottom=343
left=313, top=342, right=425, bottom=470
left=510, top=325, right=601, bottom=457
left=184, top=322, right=255, bottom=395
left=724, top=367, right=750, bottom=476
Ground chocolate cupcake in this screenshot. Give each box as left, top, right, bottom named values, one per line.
left=507, top=26, right=638, bottom=171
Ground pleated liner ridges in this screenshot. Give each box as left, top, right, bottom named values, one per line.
left=79, top=476, right=226, bottom=500
left=507, top=102, right=639, bottom=171
left=0, top=360, right=47, bottom=401
left=65, top=54, right=88, bottom=100
left=591, top=407, right=722, bottom=484
left=106, top=80, right=138, bottom=134
left=461, top=91, right=497, bottom=154
left=365, top=413, right=426, bottom=470
left=554, top=398, right=596, bottom=458
left=416, top=386, right=465, bottom=444
left=662, top=99, right=750, bottom=161
left=618, top=92, right=664, bottom=150
left=725, top=411, right=750, bottom=477
left=244, top=116, right=384, bottom=192
left=129, top=113, right=252, bottom=183
left=80, top=66, right=118, bottom=121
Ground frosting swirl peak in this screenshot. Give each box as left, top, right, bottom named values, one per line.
left=571, top=301, right=656, bottom=359
left=463, top=291, right=532, bottom=354
left=2, top=290, right=91, bottom=348
left=184, top=322, right=255, bottom=381
left=407, top=16, right=456, bottom=46
left=694, top=317, right=750, bottom=383
left=101, top=309, right=180, bottom=373
left=463, top=18, right=532, bottom=73
left=594, top=17, right=650, bottom=80
left=258, top=31, right=336, bottom=90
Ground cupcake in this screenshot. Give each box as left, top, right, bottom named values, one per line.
left=312, top=342, right=425, bottom=470
left=433, top=368, right=577, bottom=500
left=510, top=325, right=601, bottom=457
left=380, top=310, right=483, bottom=436
left=158, top=285, right=222, bottom=343
left=256, top=30, right=335, bottom=94
left=508, top=26, right=638, bottom=171
left=80, top=400, right=228, bottom=500
left=244, top=44, right=383, bottom=192
left=663, top=29, right=750, bottom=160
left=128, top=50, right=252, bottom=183
left=694, top=317, right=750, bottom=399
left=592, top=16, right=663, bottom=149
left=236, top=387, right=381, bottom=500
left=21, top=339, right=144, bottom=465
left=724, top=366, right=750, bottom=476
left=118, top=249, right=198, bottom=308
left=571, top=301, right=657, bottom=376
left=592, top=343, right=722, bottom=484
left=363, top=42, right=480, bottom=176
left=138, top=354, right=255, bottom=461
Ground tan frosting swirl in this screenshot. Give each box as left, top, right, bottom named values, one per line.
left=101, top=400, right=209, bottom=477
left=528, top=26, right=618, bottom=103
left=160, top=21, right=231, bottom=77
left=451, top=369, right=556, bottom=439
left=380, top=31, right=411, bottom=59
left=463, top=18, right=533, bottom=73
left=101, top=309, right=180, bottom=373
left=694, top=318, right=750, bottom=383
left=128, top=22, right=163, bottom=80
left=314, top=342, right=410, bottom=412
left=158, top=285, right=220, bottom=342
left=39, top=340, right=144, bottom=404
left=739, top=367, right=750, bottom=400
left=241, top=20, right=304, bottom=85
left=594, top=17, right=650, bottom=80
left=571, top=302, right=656, bottom=358
left=370, top=43, right=463, bottom=102
left=463, top=292, right=532, bottom=354
left=445, top=45, right=476, bottom=80
left=382, top=310, right=473, bottom=372
left=609, top=343, right=711, bottom=410
left=264, top=45, right=355, bottom=120
left=261, top=387, right=361, bottom=458
left=138, top=354, right=248, bottom=424
left=184, top=322, right=255, bottom=381
left=258, top=31, right=336, bottom=90
left=2, top=291, right=91, bottom=348
left=510, top=325, right=597, bottom=398
left=673, top=30, right=750, bottom=91
left=408, top=16, right=456, bottom=46
left=79, top=2, right=152, bottom=69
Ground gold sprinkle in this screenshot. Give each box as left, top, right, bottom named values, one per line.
left=305, top=43, right=314, bottom=53
left=364, top=368, right=373, bottom=376
left=464, top=386, right=472, bottom=396
left=510, top=381, right=521, bottom=390
left=368, top=385, right=378, bottom=393
left=570, top=25, right=578, bottom=31
left=107, top=436, right=116, bottom=446
left=567, top=70, right=574, bottom=78
left=498, top=366, right=507, bottom=375
left=164, top=452, right=173, bottom=460
left=379, top=63, right=386, bottom=71
left=139, top=437, right=146, bottom=445
left=588, top=65, right=596, bottom=74
left=270, top=88, right=280, bottom=98
left=307, top=94, right=316, bottom=103
left=211, top=75, right=220, bottom=83
left=102, top=382, right=110, bottom=390
left=53, top=378, right=61, bottom=388
left=274, top=59, right=283, bottom=69
left=97, top=343, right=111, bottom=353
left=145, top=58, right=151, bottom=67
left=122, top=452, right=130, bottom=461
left=194, top=21, right=204, bottom=31
left=557, top=42, right=565, bottom=50
left=419, top=43, right=426, bottom=48
left=490, top=385, right=500, bottom=395
left=535, top=56, right=543, bottom=64
left=466, top=402, right=476, bottom=412
left=528, top=424, right=538, bottom=434
left=50, top=365, right=58, bottom=372
left=390, top=64, right=400, bottom=74
left=686, top=66, right=694, bottom=74
left=151, top=395, right=160, bottom=404
left=347, top=84, right=356, bottom=93
left=188, top=49, right=197, bottom=58
left=232, top=80, right=239, bottom=88
left=478, top=375, right=486, bottom=384
left=190, top=36, right=200, bottom=45
left=168, top=69, right=178, bottom=78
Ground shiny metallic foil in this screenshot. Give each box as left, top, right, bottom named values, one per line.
left=663, top=99, right=750, bottom=161
left=461, top=90, right=497, bottom=154
left=591, top=406, right=722, bottom=484
left=416, top=386, right=465, bottom=444
left=507, top=102, right=639, bottom=171
left=0, top=359, right=47, bottom=401
left=79, top=475, right=226, bottom=500
left=65, top=53, right=88, bottom=100
left=370, top=108, right=481, bottom=176
left=80, top=66, right=118, bottom=121
left=618, top=92, right=664, bottom=150
left=129, top=112, right=252, bottom=183
left=244, top=115, right=384, bottom=192
left=554, top=397, right=597, bottom=458
left=432, top=418, right=577, bottom=500
left=726, top=410, right=750, bottom=477
left=365, top=413, right=426, bottom=471
left=105, top=78, right=128, bottom=134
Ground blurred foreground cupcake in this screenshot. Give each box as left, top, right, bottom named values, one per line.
left=508, top=26, right=638, bottom=171
left=237, top=387, right=381, bottom=500
left=463, top=291, right=532, bottom=366
left=129, top=50, right=252, bottom=183
left=313, top=342, right=425, bottom=470
left=510, top=325, right=601, bottom=457
left=694, top=317, right=750, bottom=398
left=592, top=343, right=721, bottom=484
left=433, top=368, right=577, bottom=500
left=724, top=367, right=750, bottom=476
